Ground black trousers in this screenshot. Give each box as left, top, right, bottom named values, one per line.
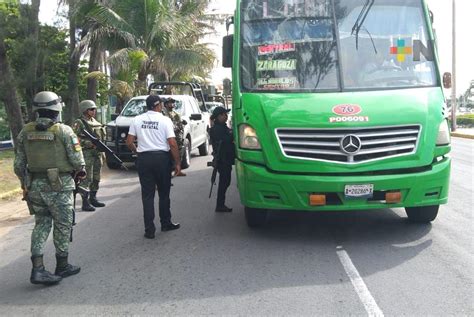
left=136, top=152, right=173, bottom=234
left=216, top=163, right=232, bottom=208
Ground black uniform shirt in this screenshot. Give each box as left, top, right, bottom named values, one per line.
left=210, top=122, right=236, bottom=165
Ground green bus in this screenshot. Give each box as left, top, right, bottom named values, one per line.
left=222, top=0, right=452, bottom=227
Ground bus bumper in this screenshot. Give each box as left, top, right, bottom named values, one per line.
left=235, top=157, right=450, bottom=211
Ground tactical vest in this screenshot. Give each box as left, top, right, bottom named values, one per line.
left=85, top=118, right=105, bottom=140
left=23, top=122, right=74, bottom=173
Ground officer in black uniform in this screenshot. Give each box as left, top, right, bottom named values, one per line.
left=209, top=106, right=235, bottom=212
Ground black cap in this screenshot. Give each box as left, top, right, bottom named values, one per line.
left=146, top=95, right=162, bottom=109
left=210, top=106, right=230, bottom=120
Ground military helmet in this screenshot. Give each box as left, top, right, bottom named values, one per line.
left=33, top=91, right=63, bottom=112
left=79, top=100, right=97, bottom=113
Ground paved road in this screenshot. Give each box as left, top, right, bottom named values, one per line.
left=0, top=139, right=472, bottom=315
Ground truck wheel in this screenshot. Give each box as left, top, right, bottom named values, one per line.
left=106, top=160, right=121, bottom=170
left=181, top=138, right=191, bottom=169
left=405, top=205, right=439, bottom=223
left=245, top=207, right=268, bottom=228
left=198, top=134, right=209, bottom=156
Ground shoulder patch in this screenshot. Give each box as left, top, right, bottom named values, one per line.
left=72, top=136, right=82, bottom=152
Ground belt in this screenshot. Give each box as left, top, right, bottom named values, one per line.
left=32, top=172, right=72, bottom=178
left=138, top=150, right=169, bottom=155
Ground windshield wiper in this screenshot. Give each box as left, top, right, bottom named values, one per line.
left=351, top=0, right=374, bottom=50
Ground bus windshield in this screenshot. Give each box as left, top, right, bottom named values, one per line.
left=240, top=0, right=437, bottom=92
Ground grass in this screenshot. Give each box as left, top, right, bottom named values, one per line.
left=0, top=149, right=21, bottom=199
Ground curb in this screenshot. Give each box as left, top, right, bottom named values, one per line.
left=451, top=133, right=474, bottom=140
left=0, top=188, right=22, bottom=200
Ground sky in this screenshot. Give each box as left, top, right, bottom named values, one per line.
left=39, top=0, right=473, bottom=95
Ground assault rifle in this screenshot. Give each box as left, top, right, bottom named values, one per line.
left=71, top=170, right=87, bottom=242
left=80, top=129, right=127, bottom=170
left=20, top=167, right=34, bottom=215
left=208, top=141, right=222, bottom=198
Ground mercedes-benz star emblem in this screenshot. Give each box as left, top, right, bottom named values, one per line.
left=340, top=135, right=362, bottom=154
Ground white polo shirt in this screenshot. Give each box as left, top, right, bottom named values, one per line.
left=128, top=111, right=175, bottom=152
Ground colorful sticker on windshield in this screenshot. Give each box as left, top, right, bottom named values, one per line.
left=257, top=59, right=297, bottom=71
left=390, top=39, right=413, bottom=62
left=257, top=77, right=298, bottom=89
left=258, top=43, right=296, bottom=56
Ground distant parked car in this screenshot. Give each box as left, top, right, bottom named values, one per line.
left=0, top=139, right=13, bottom=150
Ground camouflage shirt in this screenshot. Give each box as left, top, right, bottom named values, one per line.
left=14, top=118, right=85, bottom=192
left=72, top=115, right=106, bottom=151
left=163, top=108, right=184, bottom=147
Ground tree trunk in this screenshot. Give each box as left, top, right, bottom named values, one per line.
left=87, top=44, right=101, bottom=101
left=137, top=66, right=148, bottom=95
left=66, top=13, right=80, bottom=124
left=0, top=38, right=24, bottom=147
left=24, top=0, right=41, bottom=122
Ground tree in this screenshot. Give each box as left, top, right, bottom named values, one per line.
left=82, top=0, right=216, bottom=93
left=0, top=2, right=24, bottom=145
left=21, top=0, right=41, bottom=122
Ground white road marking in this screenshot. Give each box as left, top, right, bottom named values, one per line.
left=336, top=246, right=384, bottom=317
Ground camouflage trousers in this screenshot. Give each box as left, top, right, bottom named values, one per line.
left=29, top=190, right=74, bottom=257
left=83, top=150, right=103, bottom=191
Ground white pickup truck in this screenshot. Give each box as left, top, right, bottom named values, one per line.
left=105, top=83, right=210, bottom=169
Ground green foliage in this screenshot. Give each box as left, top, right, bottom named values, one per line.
left=83, top=0, right=216, bottom=88
left=0, top=2, right=21, bottom=38
left=39, top=26, right=70, bottom=95
left=456, top=114, right=474, bottom=127
left=2, top=2, right=71, bottom=102
left=0, top=105, right=11, bottom=141
left=83, top=71, right=109, bottom=106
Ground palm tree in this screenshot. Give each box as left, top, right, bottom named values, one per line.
left=81, top=0, right=216, bottom=93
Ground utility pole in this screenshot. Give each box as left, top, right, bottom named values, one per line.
left=451, top=0, right=457, bottom=131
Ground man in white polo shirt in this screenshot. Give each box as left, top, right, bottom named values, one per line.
left=126, top=95, right=181, bottom=239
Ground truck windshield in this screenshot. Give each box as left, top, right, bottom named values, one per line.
left=121, top=99, right=147, bottom=117
left=121, top=98, right=184, bottom=117
left=240, top=0, right=437, bottom=92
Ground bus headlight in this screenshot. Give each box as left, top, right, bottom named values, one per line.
left=239, top=124, right=261, bottom=150
left=436, top=120, right=450, bottom=145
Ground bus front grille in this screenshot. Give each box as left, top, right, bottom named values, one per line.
left=276, top=125, right=421, bottom=164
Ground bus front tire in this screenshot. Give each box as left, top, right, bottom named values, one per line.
left=245, top=207, right=268, bottom=228
left=405, top=205, right=439, bottom=223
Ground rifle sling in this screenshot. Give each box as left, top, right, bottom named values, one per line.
left=80, top=118, right=100, bottom=139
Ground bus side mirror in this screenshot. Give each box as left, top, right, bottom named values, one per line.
left=443, top=72, right=452, bottom=89
left=222, top=35, right=233, bottom=68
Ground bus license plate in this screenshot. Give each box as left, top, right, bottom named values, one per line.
left=344, top=184, right=374, bottom=199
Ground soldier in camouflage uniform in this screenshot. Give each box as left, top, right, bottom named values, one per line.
left=72, top=100, right=107, bottom=211
left=14, top=91, right=86, bottom=285
left=163, top=97, right=186, bottom=176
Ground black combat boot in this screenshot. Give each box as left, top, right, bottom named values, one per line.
left=81, top=193, right=96, bottom=212
left=54, top=254, right=81, bottom=278
left=215, top=205, right=232, bottom=212
left=89, top=191, right=105, bottom=207
left=30, top=255, right=62, bottom=285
